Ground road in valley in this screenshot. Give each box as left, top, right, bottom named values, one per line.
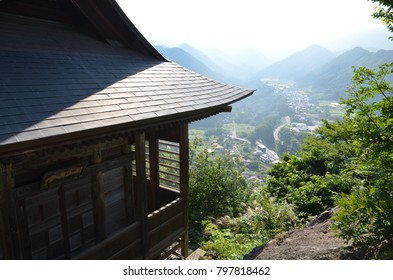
left=273, top=116, right=290, bottom=143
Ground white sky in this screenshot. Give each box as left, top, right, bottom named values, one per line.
left=116, top=0, right=385, bottom=58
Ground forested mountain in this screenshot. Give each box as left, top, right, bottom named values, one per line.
left=297, top=47, right=393, bottom=98
left=258, top=44, right=336, bottom=81
left=255, top=44, right=393, bottom=100
left=156, top=41, right=393, bottom=126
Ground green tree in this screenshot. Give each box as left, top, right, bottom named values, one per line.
left=276, top=127, right=308, bottom=155
left=189, top=150, right=250, bottom=226
left=332, top=63, right=393, bottom=258
left=250, top=118, right=277, bottom=148
left=266, top=120, right=355, bottom=217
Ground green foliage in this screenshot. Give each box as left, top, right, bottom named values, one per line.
left=276, top=127, right=309, bottom=155
left=250, top=117, right=279, bottom=148
left=201, top=222, right=263, bottom=260
left=200, top=184, right=299, bottom=260
left=188, top=138, right=301, bottom=259
left=189, top=149, right=250, bottom=226
left=266, top=127, right=355, bottom=217
left=332, top=62, right=393, bottom=257
left=372, top=0, right=393, bottom=36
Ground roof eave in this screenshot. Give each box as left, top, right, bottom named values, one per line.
left=0, top=91, right=254, bottom=158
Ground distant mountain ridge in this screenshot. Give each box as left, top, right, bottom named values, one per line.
left=258, top=45, right=393, bottom=99
left=297, top=47, right=393, bottom=96
left=155, top=45, right=223, bottom=81
left=258, top=44, right=336, bottom=81
left=156, top=40, right=393, bottom=101
left=155, top=44, right=271, bottom=86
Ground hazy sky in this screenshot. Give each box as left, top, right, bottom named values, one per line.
left=117, top=0, right=385, bottom=58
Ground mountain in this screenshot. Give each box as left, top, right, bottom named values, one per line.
left=258, top=44, right=336, bottom=81
left=177, top=44, right=226, bottom=76
left=230, top=48, right=271, bottom=71
left=155, top=45, right=221, bottom=81
left=298, top=47, right=393, bottom=98
left=202, top=47, right=271, bottom=83
left=156, top=44, right=246, bottom=85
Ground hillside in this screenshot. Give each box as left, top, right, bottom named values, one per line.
left=258, top=44, right=336, bottom=81
left=298, top=47, right=393, bottom=99
left=257, top=44, right=393, bottom=100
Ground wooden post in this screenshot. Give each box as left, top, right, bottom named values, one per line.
left=0, top=163, right=16, bottom=259
left=122, top=137, right=135, bottom=224
left=91, top=146, right=106, bottom=241
left=135, top=132, right=149, bottom=259
left=0, top=163, right=10, bottom=259
left=179, top=123, right=189, bottom=258
left=148, top=132, right=159, bottom=211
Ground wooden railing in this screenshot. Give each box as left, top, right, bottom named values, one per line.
left=147, top=197, right=185, bottom=258
left=74, top=222, right=143, bottom=260
left=74, top=197, right=185, bottom=260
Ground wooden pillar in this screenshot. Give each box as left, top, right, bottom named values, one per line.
left=0, top=163, right=16, bottom=259
left=91, top=146, right=106, bottom=241
left=179, top=123, right=189, bottom=258
left=135, top=132, right=149, bottom=259
left=122, top=137, right=135, bottom=224
left=148, top=132, right=159, bottom=211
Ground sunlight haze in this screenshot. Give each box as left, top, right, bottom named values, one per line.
left=117, top=0, right=386, bottom=60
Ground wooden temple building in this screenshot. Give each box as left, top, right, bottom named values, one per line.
left=0, top=0, right=253, bottom=259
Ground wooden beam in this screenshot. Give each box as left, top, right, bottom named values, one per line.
left=135, top=132, right=149, bottom=259
left=179, top=123, right=189, bottom=258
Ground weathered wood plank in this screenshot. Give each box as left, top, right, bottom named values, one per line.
left=148, top=212, right=184, bottom=248
left=147, top=227, right=185, bottom=259
left=147, top=198, right=182, bottom=230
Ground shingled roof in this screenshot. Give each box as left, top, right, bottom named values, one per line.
left=0, top=6, right=253, bottom=155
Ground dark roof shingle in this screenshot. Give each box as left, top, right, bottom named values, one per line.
left=0, top=12, right=253, bottom=151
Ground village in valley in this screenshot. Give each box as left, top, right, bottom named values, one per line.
left=191, top=79, right=344, bottom=181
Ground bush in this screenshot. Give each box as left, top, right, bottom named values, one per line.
left=189, top=150, right=250, bottom=225
left=200, top=184, right=299, bottom=259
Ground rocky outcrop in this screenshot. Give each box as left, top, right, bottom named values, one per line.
left=244, top=208, right=360, bottom=260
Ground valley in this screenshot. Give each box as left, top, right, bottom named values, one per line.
left=156, top=34, right=393, bottom=179
left=190, top=79, right=344, bottom=180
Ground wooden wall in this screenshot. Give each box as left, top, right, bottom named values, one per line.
left=0, top=123, right=189, bottom=259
